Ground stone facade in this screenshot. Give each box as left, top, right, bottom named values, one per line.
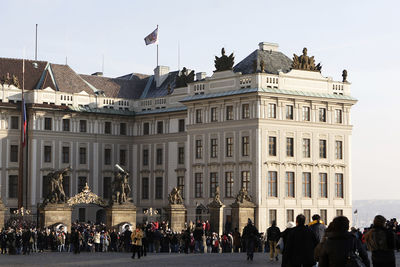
left=38, top=203, right=73, bottom=231
left=106, top=203, right=137, bottom=230
left=164, top=204, right=186, bottom=232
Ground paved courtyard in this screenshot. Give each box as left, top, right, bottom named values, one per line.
left=1, top=252, right=400, bottom=267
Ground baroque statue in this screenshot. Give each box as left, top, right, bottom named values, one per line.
left=112, top=165, right=132, bottom=204
left=292, top=47, right=322, bottom=72
left=342, top=69, right=348, bottom=82
left=175, top=67, right=195, bottom=88
left=234, top=187, right=253, bottom=204
left=214, top=48, right=234, bottom=72
left=12, top=75, right=20, bottom=88
left=168, top=187, right=183, bottom=205
left=44, top=167, right=70, bottom=204
left=208, top=185, right=223, bottom=208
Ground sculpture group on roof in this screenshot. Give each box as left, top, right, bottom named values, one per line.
left=214, top=48, right=235, bottom=72
left=292, top=47, right=322, bottom=72
left=1, top=73, right=20, bottom=88
left=175, top=67, right=195, bottom=88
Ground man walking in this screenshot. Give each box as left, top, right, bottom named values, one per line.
left=242, top=218, right=259, bottom=261
left=266, top=220, right=280, bottom=261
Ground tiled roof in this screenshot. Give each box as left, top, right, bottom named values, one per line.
left=140, top=71, right=179, bottom=99
left=0, top=57, right=49, bottom=89
left=233, top=49, right=292, bottom=75
left=50, top=64, right=93, bottom=94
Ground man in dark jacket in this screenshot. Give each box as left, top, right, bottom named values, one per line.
left=309, top=214, right=326, bottom=243
left=22, top=228, right=32, bottom=255
left=318, top=216, right=370, bottom=267
left=193, top=223, right=204, bottom=253
left=284, top=214, right=318, bottom=267
left=365, top=215, right=396, bottom=267
left=242, top=218, right=259, bottom=261
left=266, top=220, right=280, bottom=261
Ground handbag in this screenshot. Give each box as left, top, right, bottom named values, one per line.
left=344, top=237, right=366, bottom=267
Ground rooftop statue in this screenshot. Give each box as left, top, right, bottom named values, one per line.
left=208, top=185, right=224, bottom=208
left=112, top=164, right=132, bottom=204
left=214, top=48, right=234, bottom=72
left=342, top=69, right=348, bottom=82
left=175, top=67, right=195, bottom=88
left=44, top=167, right=70, bottom=204
left=292, top=47, right=322, bottom=72
left=168, top=187, right=183, bottom=205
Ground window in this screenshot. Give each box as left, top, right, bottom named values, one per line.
left=302, top=138, right=311, bottom=158
left=210, top=172, right=218, bottom=198
left=62, top=146, right=70, bottom=164
left=226, top=137, right=233, bottom=157
left=226, top=106, right=233, bottom=120
left=10, top=116, right=19, bottom=129
left=44, top=146, right=52, bottom=163
left=242, top=136, right=249, bottom=156
left=142, top=177, right=149, bottom=199
left=242, top=104, right=250, bottom=119
left=63, top=176, right=70, bottom=197
left=79, top=120, right=87, bottom=133
left=268, top=171, right=277, bottom=197
left=319, top=139, right=327, bottom=158
left=286, top=172, right=295, bottom=197
left=225, top=172, right=233, bottom=198
left=119, top=149, right=126, bottom=166
left=178, top=119, right=185, bottom=132
left=335, top=173, right=344, bottom=198
left=286, top=105, right=293, bottom=120
left=80, top=147, right=87, bottom=164
left=104, top=122, right=111, bottom=134
left=104, top=148, right=111, bottom=165
left=269, top=136, right=277, bottom=156
left=302, top=172, right=311, bottom=198
left=195, top=173, right=203, bottom=198
left=120, top=123, right=126, bottom=135
left=241, top=171, right=250, bottom=191
left=155, top=177, right=163, bottom=199
left=178, top=147, right=185, bottom=164
left=287, top=209, right=294, bottom=223
left=335, top=141, right=343, bottom=159
left=268, top=104, right=276, bottom=118
left=157, top=121, right=163, bottom=134
left=10, top=145, right=18, bottom=162
left=78, top=208, right=85, bottom=222
left=196, top=109, right=202, bottom=123
left=286, top=137, right=294, bottom=157
left=335, top=109, right=342, bottom=123
left=195, top=140, right=203, bottom=159
left=320, top=209, right=327, bottom=224
left=142, top=149, right=149, bottom=166
left=302, top=107, right=310, bottom=121
left=304, top=209, right=311, bottom=224
left=269, top=209, right=277, bottom=226
left=8, top=175, right=18, bottom=198
left=211, top=107, right=218, bottom=122
left=177, top=176, right=185, bottom=199
left=103, top=177, right=112, bottom=199
left=44, top=118, right=52, bottom=130
left=336, top=209, right=343, bottom=216
left=62, top=119, right=70, bottom=132
left=156, top=148, right=163, bottom=165
left=210, top=138, right=218, bottom=158
left=319, top=173, right=328, bottom=198
left=143, top=122, right=150, bottom=135
left=319, top=108, right=326, bottom=122
left=78, top=176, right=87, bottom=193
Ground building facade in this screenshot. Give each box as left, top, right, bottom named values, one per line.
left=0, top=42, right=356, bottom=230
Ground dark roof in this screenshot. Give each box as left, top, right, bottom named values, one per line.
left=233, top=49, right=292, bottom=75
left=50, top=64, right=93, bottom=94
left=0, top=57, right=49, bottom=89
left=80, top=74, right=150, bottom=99
left=140, top=71, right=179, bottom=99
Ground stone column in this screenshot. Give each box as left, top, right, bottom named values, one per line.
left=106, top=203, right=137, bottom=230
left=164, top=204, right=186, bottom=232
left=0, top=199, right=7, bottom=229
left=208, top=202, right=225, bottom=236
left=38, top=203, right=73, bottom=232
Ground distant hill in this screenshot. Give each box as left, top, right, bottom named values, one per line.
left=352, top=199, right=400, bottom=229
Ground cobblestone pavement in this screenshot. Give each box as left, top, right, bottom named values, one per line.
left=1, top=252, right=400, bottom=267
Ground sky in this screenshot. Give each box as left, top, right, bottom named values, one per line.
left=1, top=0, right=400, bottom=200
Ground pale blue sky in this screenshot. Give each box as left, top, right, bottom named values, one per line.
left=2, top=0, right=399, bottom=200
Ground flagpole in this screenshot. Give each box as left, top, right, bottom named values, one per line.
left=18, top=56, right=25, bottom=209
left=156, top=25, right=159, bottom=66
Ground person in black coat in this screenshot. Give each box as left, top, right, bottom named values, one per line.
left=309, top=214, right=326, bottom=243
left=317, top=216, right=370, bottom=267
left=22, top=229, right=32, bottom=255
left=284, top=214, right=318, bottom=267
left=242, top=218, right=259, bottom=261
left=71, top=228, right=81, bottom=254
left=267, top=220, right=281, bottom=261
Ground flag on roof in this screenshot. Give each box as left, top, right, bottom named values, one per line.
left=22, top=99, right=27, bottom=147
left=144, top=26, right=158, bottom=45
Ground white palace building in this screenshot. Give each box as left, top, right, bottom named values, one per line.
left=0, top=42, right=356, bottom=231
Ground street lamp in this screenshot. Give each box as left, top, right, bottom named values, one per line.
left=13, top=206, right=31, bottom=216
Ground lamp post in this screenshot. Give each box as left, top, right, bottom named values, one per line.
left=144, top=207, right=159, bottom=222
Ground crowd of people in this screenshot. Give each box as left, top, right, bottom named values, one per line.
left=0, top=215, right=399, bottom=267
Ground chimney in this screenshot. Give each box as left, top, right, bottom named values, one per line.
left=196, top=72, right=206, bottom=81
left=258, top=42, right=279, bottom=52
left=154, top=66, right=170, bottom=87
left=91, top=72, right=103, bottom=76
